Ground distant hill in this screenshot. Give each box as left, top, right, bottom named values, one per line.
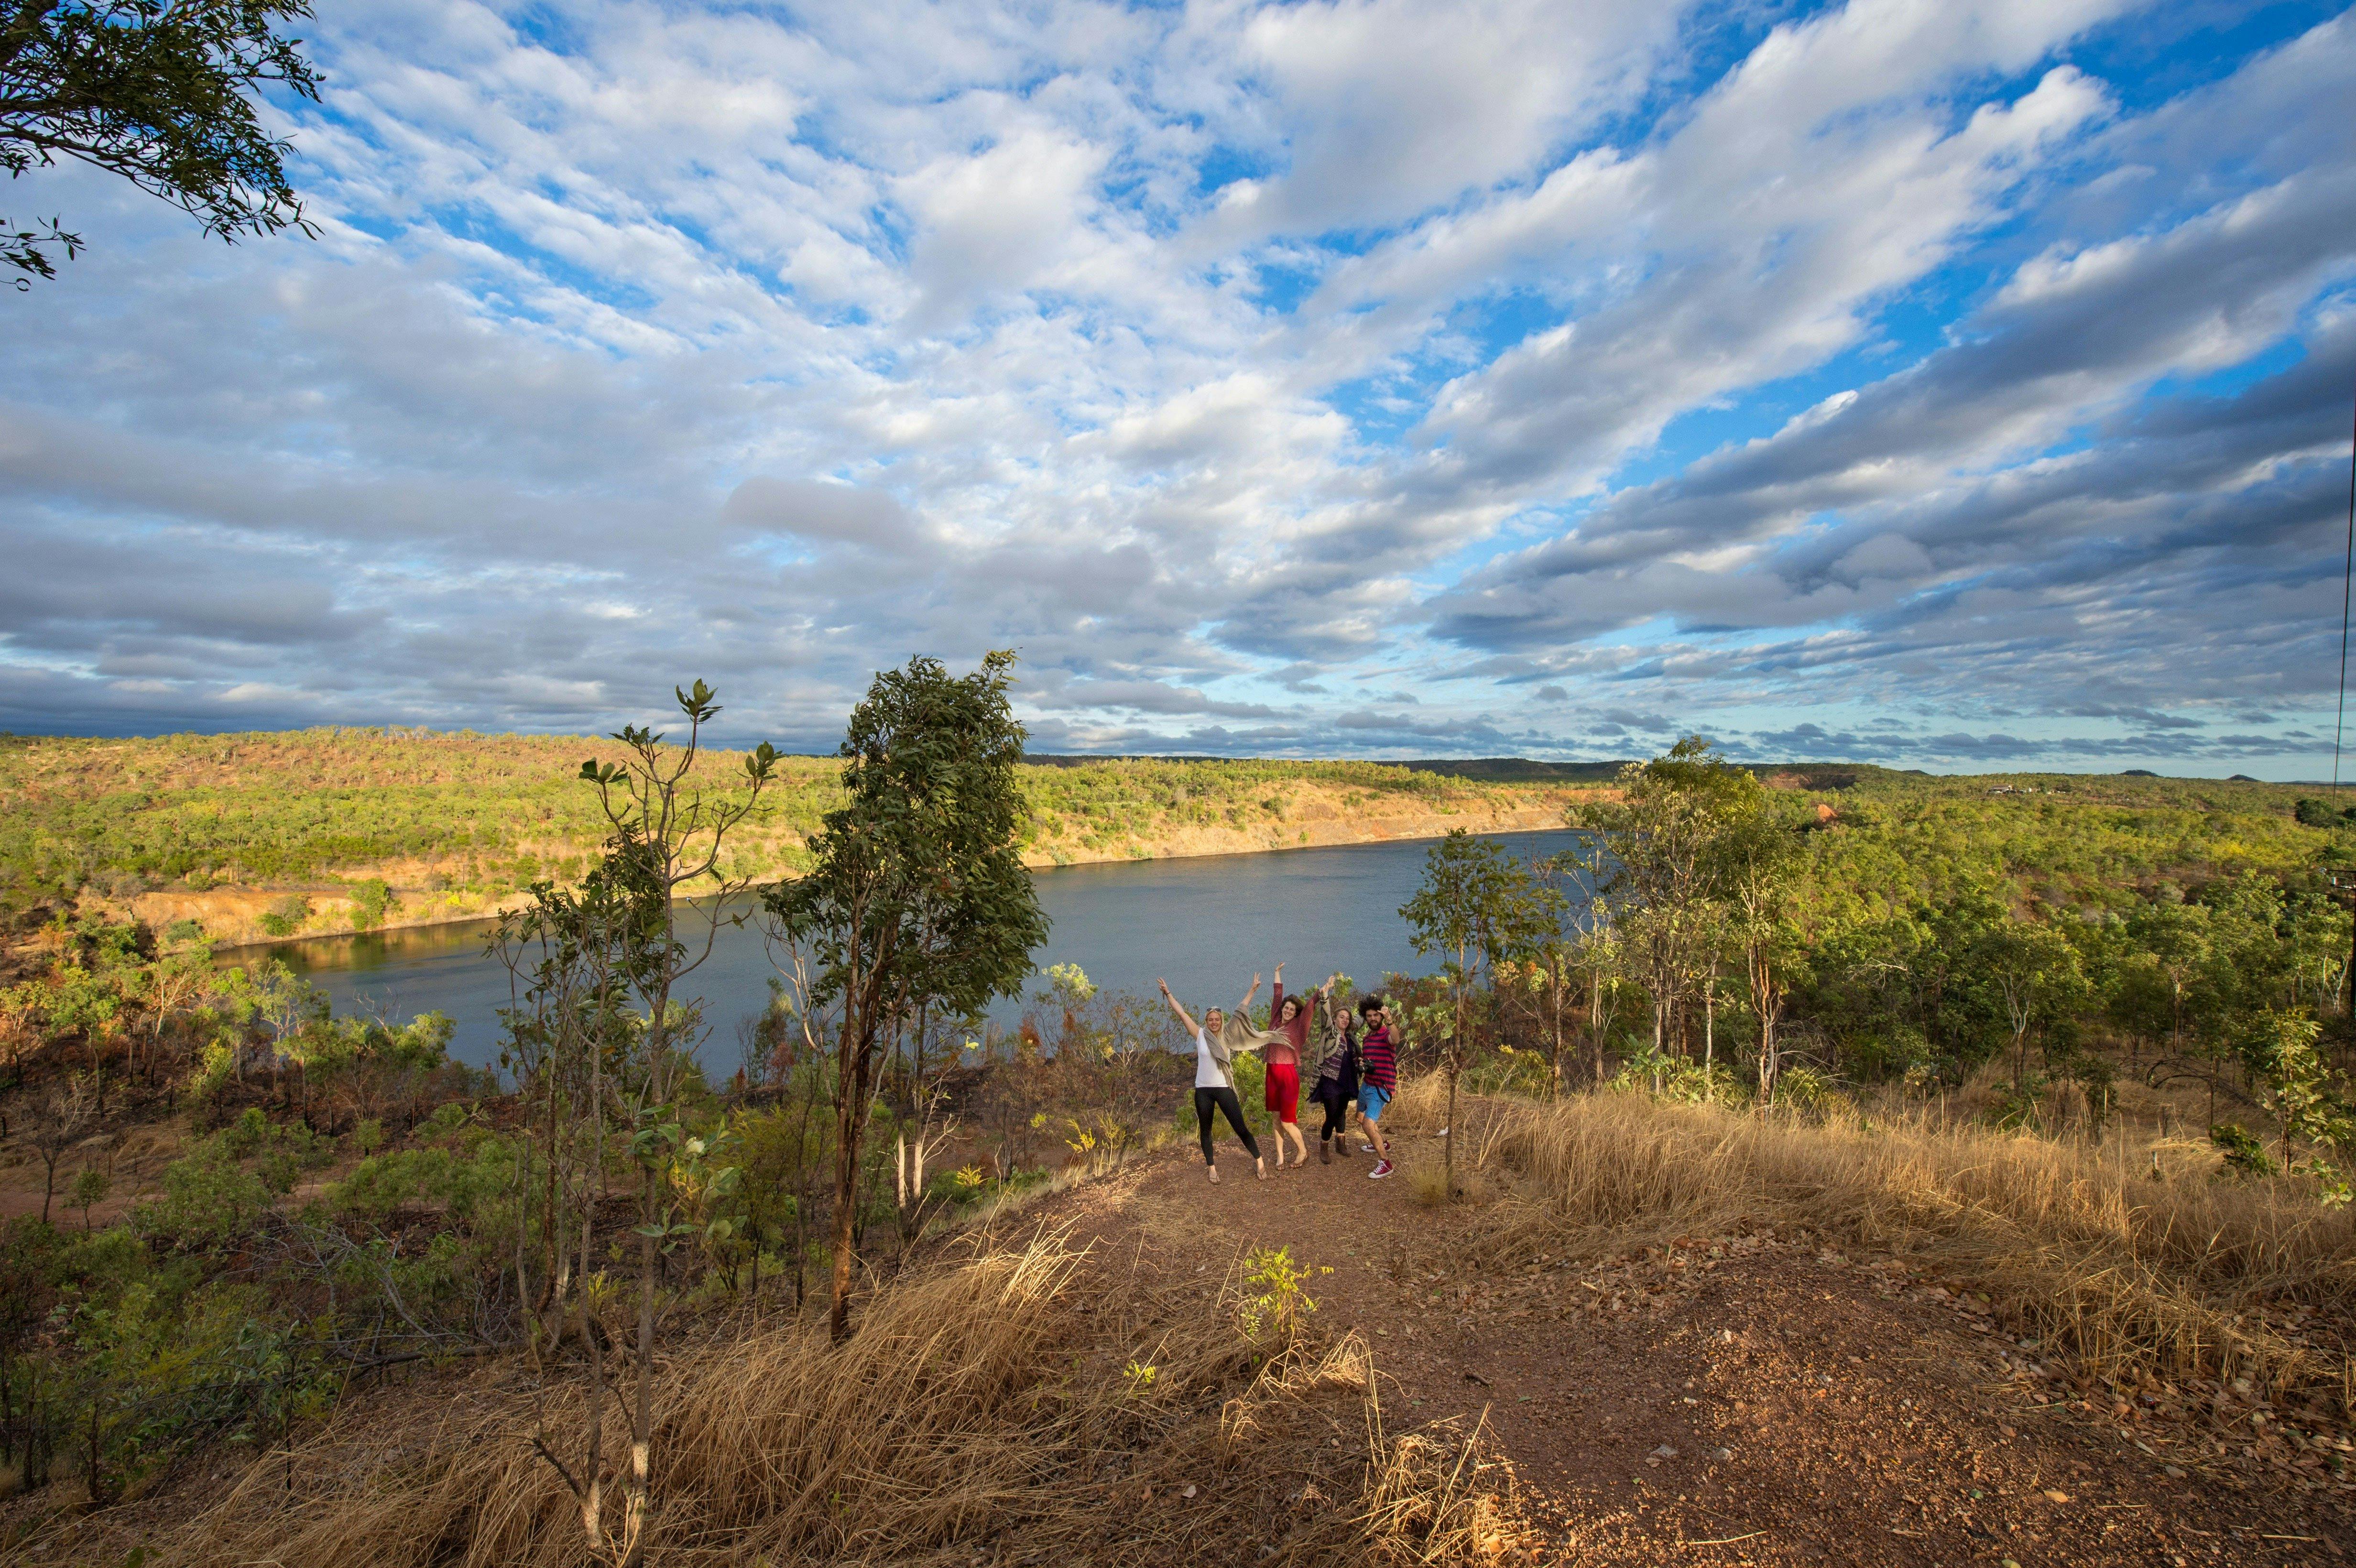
left=1388, top=757, right=1631, bottom=783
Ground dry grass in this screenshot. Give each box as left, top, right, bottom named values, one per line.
left=1400, top=1078, right=2356, bottom=1407
left=185, top=1225, right=1528, bottom=1568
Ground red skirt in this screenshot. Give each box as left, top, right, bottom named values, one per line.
left=1264, top=1061, right=1301, bottom=1123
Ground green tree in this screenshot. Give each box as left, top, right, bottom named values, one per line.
left=137, top=936, right=215, bottom=1084
left=1976, top=917, right=2085, bottom=1100
left=1510, top=849, right=1592, bottom=1094
left=494, top=831, right=659, bottom=1389
left=69, top=1165, right=108, bottom=1231
left=348, top=877, right=397, bottom=931
left=763, top=652, right=1047, bottom=1342
left=1, top=0, right=320, bottom=281
left=1400, top=829, right=1559, bottom=1194
left=2239, top=1009, right=2350, bottom=1168
left=2115, top=898, right=2212, bottom=1060
left=1714, top=801, right=1805, bottom=1105
left=29, top=1074, right=91, bottom=1224
left=1575, top=737, right=1758, bottom=1057
left=568, top=680, right=778, bottom=1568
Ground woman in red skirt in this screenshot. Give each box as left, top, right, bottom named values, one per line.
left=1261, top=963, right=1337, bottom=1170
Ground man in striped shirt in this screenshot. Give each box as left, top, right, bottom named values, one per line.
left=1356, top=995, right=1398, bottom=1179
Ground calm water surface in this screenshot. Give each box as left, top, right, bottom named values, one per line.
left=235, top=829, right=1591, bottom=1072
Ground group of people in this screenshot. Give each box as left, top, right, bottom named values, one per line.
left=1156, top=963, right=1399, bottom=1183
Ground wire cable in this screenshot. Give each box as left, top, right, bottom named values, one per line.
left=2336, top=372, right=2356, bottom=804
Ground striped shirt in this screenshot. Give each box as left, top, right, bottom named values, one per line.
left=1358, top=1024, right=1397, bottom=1091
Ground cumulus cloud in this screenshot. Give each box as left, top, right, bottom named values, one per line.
left=0, top=0, right=2349, bottom=778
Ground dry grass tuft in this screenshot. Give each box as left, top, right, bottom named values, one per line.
left=1447, top=1083, right=2356, bottom=1405
left=187, top=1226, right=1530, bottom=1567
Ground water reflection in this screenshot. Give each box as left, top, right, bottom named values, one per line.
left=227, top=830, right=1592, bottom=1072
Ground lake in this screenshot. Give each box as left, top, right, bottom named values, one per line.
left=233, top=829, right=1592, bottom=1072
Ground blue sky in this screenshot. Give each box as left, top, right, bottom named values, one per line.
left=3, top=0, right=2354, bottom=776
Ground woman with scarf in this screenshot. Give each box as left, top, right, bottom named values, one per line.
left=1310, top=994, right=1362, bottom=1164
left=1158, top=976, right=1280, bottom=1183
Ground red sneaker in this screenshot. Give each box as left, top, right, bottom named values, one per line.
left=1368, top=1160, right=1395, bottom=1179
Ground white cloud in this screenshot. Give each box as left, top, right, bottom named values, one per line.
left=0, top=0, right=2348, bottom=777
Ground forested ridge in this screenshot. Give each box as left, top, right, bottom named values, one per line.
left=0, top=730, right=1571, bottom=942
left=0, top=728, right=2324, bottom=909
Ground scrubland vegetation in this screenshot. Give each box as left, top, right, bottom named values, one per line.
left=0, top=730, right=1568, bottom=942
left=0, top=705, right=2352, bottom=1556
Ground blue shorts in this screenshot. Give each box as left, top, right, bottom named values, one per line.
left=1358, top=1085, right=1392, bottom=1120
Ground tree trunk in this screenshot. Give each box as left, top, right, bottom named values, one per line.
left=1702, top=980, right=1714, bottom=1100
left=579, top=1297, right=606, bottom=1552
left=620, top=1163, right=655, bottom=1567
left=1591, top=968, right=1605, bottom=1084
left=87, top=1394, right=105, bottom=1507
left=1444, top=1069, right=1459, bottom=1196
left=1549, top=963, right=1565, bottom=1097
left=1448, top=972, right=1467, bottom=1187
left=830, top=1011, right=875, bottom=1343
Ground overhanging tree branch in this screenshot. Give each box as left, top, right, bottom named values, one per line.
left=2, top=0, right=319, bottom=280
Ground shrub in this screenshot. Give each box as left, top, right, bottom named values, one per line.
left=348, top=879, right=397, bottom=930
left=2212, top=1122, right=2274, bottom=1176
left=142, top=1142, right=273, bottom=1249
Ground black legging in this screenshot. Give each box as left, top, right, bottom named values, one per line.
left=1194, top=1086, right=1261, bottom=1164
left=1316, top=1089, right=1349, bottom=1143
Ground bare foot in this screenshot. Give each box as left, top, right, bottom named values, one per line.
left=1254, top=1156, right=1269, bottom=1181
left=1208, top=1164, right=1221, bottom=1184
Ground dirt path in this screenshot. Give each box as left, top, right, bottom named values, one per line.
left=1034, top=1125, right=2354, bottom=1566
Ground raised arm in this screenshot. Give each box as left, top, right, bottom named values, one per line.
left=1157, top=979, right=1198, bottom=1036
left=1239, top=973, right=1263, bottom=1016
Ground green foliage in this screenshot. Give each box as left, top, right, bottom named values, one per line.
left=1230, top=1050, right=1269, bottom=1135
left=1400, top=830, right=1563, bottom=995
left=1235, top=1244, right=1326, bottom=1351
left=1770, top=1065, right=1850, bottom=1121
left=0, top=0, right=322, bottom=281
left=767, top=651, right=1049, bottom=1024
left=1610, top=1037, right=1705, bottom=1100
left=70, top=1165, right=111, bottom=1228
left=142, top=1137, right=274, bottom=1247
left=329, top=1135, right=516, bottom=1225
left=0, top=728, right=1564, bottom=924
left=2237, top=1009, right=2353, bottom=1159
left=764, top=653, right=1049, bottom=1337
left=2294, top=798, right=2355, bottom=828
left=2211, top=1122, right=2274, bottom=1176
left=348, top=877, right=397, bottom=930
left=257, top=894, right=311, bottom=937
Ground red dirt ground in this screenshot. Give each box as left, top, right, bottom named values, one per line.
left=1034, top=1127, right=2355, bottom=1566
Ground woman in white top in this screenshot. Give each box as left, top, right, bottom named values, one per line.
left=1158, top=976, right=1268, bottom=1183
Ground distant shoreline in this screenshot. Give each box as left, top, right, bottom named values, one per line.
left=204, top=817, right=1587, bottom=958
